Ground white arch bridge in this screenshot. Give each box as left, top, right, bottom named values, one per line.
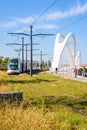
left=51, top=32, right=81, bottom=73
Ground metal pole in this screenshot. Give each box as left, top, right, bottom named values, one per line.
left=26, top=44, right=28, bottom=72
left=40, top=51, right=42, bottom=70
left=30, top=26, right=33, bottom=76
left=22, top=37, right=24, bottom=73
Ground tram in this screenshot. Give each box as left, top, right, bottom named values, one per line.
left=7, top=57, right=40, bottom=74
left=7, top=58, right=22, bottom=74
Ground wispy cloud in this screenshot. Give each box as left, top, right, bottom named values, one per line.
left=15, top=24, right=58, bottom=33
left=0, top=2, right=87, bottom=30
left=0, top=21, right=17, bottom=28
left=0, top=17, right=34, bottom=29
left=14, top=17, right=34, bottom=24
left=46, top=2, right=87, bottom=20
left=34, top=24, right=59, bottom=30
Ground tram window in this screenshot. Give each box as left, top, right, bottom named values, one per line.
left=9, top=59, right=18, bottom=70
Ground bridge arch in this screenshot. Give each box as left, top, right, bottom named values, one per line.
left=51, top=32, right=77, bottom=71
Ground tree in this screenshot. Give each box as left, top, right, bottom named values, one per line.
left=0, top=56, right=4, bottom=69
left=41, top=60, right=46, bottom=69
left=2, top=57, right=9, bottom=69
left=48, top=60, right=51, bottom=67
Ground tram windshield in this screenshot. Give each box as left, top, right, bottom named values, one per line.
left=8, top=59, right=18, bottom=70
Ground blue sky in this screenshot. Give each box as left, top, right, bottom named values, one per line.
left=0, top=0, right=87, bottom=64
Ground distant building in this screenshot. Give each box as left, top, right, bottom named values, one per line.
left=81, top=64, right=87, bottom=69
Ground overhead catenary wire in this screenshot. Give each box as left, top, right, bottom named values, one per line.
left=13, top=0, right=87, bottom=37
left=56, top=15, right=87, bottom=33
left=24, top=0, right=59, bottom=32
left=23, top=0, right=87, bottom=34
left=31, top=0, right=58, bottom=25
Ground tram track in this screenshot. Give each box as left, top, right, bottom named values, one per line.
left=27, top=85, right=87, bottom=116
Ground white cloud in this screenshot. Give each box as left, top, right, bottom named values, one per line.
left=0, top=17, right=34, bottom=29
left=0, top=2, right=87, bottom=30
left=14, top=27, right=29, bottom=33
left=14, top=17, right=34, bottom=23
left=0, top=21, right=17, bottom=28
left=34, top=24, right=59, bottom=30
left=15, top=24, right=58, bottom=32
left=46, top=2, right=87, bottom=20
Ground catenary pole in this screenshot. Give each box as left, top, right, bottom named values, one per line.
left=25, top=44, right=28, bottom=72
left=22, top=37, right=24, bottom=73
left=40, top=51, right=42, bottom=70
left=30, top=26, right=33, bottom=76
left=7, top=28, right=54, bottom=76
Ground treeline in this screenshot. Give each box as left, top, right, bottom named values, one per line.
left=34, top=60, right=51, bottom=70
left=41, top=60, right=51, bottom=69
left=0, top=56, right=9, bottom=70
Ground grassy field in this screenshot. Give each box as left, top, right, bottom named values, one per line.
left=0, top=70, right=87, bottom=130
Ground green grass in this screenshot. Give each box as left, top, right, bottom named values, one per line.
left=0, top=70, right=87, bottom=129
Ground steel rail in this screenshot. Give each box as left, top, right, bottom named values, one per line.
left=27, top=85, right=87, bottom=116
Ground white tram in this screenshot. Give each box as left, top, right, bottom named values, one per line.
left=7, top=58, right=22, bottom=74
left=7, top=57, right=39, bottom=74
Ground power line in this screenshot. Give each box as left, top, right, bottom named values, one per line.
left=32, top=0, right=58, bottom=25
left=23, top=0, right=87, bottom=36
left=57, top=15, right=87, bottom=32
left=24, top=0, right=58, bottom=32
